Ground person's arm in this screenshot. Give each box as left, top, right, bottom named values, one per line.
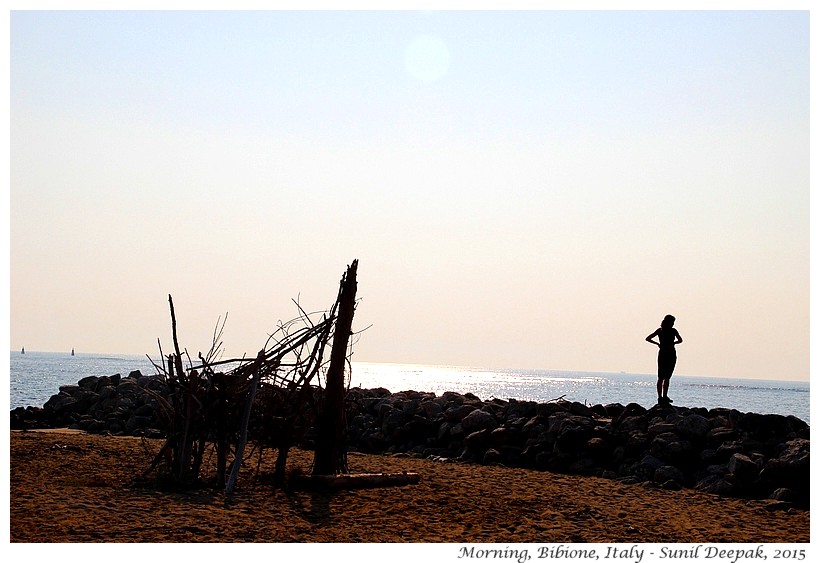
left=674, top=329, right=683, bottom=345
left=646, top=329, right=660, bottom=346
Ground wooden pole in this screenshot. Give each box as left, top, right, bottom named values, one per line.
left=312, top=260, right=358, bottom=476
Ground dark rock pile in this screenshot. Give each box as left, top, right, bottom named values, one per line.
left=10, top=374, right=809, bottom=507
left=10, top=371, right=168, bottom=439
left=343, top=388, right=809, bottom=507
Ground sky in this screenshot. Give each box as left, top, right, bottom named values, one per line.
left=8, top=8, right=811, bottom=381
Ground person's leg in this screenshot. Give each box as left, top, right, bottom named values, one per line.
left=657, top=353, right=665, bottom=401
left=663, top=355, right=677, bottom=401
left=658, top=354, right=671, bottom=402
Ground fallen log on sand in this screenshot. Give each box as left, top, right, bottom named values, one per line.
left=291, top=472, right=420, bottom=491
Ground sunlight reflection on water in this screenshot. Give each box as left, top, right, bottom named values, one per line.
left=9, top=353, right=808, bottom=423
left=349, top=362, right=808, bottom=423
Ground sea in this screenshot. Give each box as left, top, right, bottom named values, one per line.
left=8, top=351, right=811, bottom=424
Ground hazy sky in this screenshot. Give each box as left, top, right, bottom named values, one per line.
left=9, top=9, right=810, bottom=381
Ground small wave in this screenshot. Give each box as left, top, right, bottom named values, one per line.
left=681, top=382, right=808, bottom=393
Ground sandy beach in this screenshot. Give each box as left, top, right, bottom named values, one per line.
left=8, top=429, right=809, bottom=544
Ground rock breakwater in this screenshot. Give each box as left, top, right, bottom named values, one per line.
left=10, top=372, right=809, bottom=507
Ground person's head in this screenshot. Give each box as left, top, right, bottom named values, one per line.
left=661, top=315, right=676, bottom=329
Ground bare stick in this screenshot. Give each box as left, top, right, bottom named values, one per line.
left=168, top=295, right=183, bottom=361
left=225, top=350, right=267, bottom=494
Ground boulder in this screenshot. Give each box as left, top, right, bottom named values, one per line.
left=768, top=488, right=796, bottom=503
left=727, top=453, right=759, bottom=484
left=489, top=426, right=511, bottom=447
left=654, top=465, right=686, bottom=486
left=675, top=413, right=711, bottom=440
left=759, top=438, right=810, bottom=502
left=602, top=403, right=626, bottom=418
left=78, top=376, right=99, bottom=390
left=695, top=475, right=736, bottom=496
left=554, top=426, right=593, bottom=455
left=616, top=415, right=647, bottom=435
left=505, top=399, right=537, bottom=419
left=568, top=401, right=596, bottom=417
left=535, top=402, right=568, bottom=417
left=521, top=416, right=547, bottom=437
left=461, top=409, right=498, bottom=432
left=444, top=404, right=476, bottom=423
left=465, top=429, right=489, bottom=449
left=419, top=400, right=443, bottom=420
left=706, top=427, right=737, bottom=446
left=483, top=448, right=503, bottom=465
left=381, top=408, right=409, bottom=438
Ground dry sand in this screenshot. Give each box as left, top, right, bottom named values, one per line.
left=9, top=429, right=809, bottom=543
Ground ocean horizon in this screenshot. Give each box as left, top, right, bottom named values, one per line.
left=9, top=350, right=810, bottom=424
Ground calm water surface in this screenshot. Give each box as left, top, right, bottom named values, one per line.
left=9, top=352, right=809, bottom=424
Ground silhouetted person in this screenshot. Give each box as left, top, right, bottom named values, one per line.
left=646, top=315, right=683, bottom=405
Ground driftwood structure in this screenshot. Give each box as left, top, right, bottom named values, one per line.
left=140, top=260, right=418, bottom=493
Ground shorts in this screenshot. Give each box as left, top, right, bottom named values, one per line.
left=657, top=350, right=677, bottom=380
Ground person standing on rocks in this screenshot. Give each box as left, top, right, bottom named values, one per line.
left=645, top=314, right=683, bottom=405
